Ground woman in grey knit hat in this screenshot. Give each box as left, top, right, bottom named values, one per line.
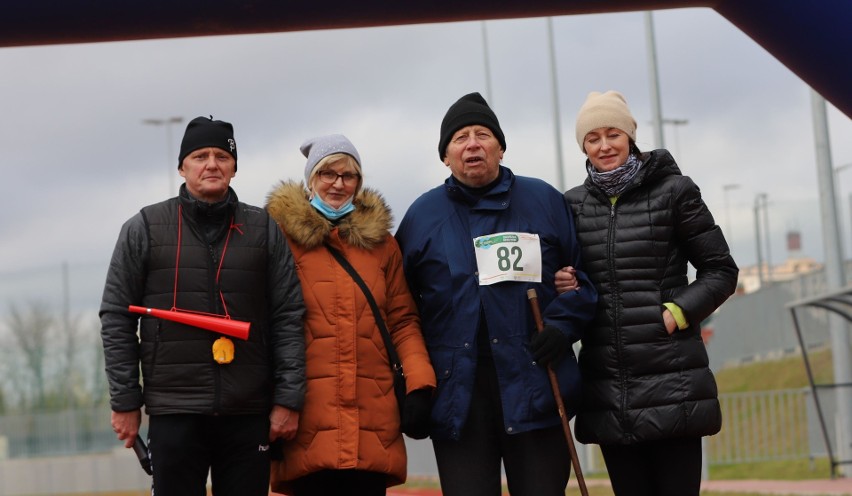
left=558, top=91, right=739, bottom=496
left=265, top=134, right=436, bottom=496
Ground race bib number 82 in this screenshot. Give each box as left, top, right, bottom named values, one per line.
left=473, top=232, right=542, bottom=285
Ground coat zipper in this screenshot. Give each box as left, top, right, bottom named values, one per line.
left=208, top=243, right=222, bottom=414
left=607, top=201, right=627, bottom=425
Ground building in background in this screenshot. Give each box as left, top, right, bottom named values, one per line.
left=737, top=230, right=822, bottom=294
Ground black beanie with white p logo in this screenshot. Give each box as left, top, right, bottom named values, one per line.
left=178, top=116, right=238, bottom=171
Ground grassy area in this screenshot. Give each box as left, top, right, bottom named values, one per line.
left=702, top=347, right=836, bottom=481
left=714, top=348, right=833, bottom=393
left=709, top=457, right=832, bottom=480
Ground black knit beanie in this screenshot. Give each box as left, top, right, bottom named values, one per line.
left=178, top=116, right=238, bottom=171
left=438, top=92, right=506, bottom=160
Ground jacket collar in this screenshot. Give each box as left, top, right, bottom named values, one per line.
left=178, top=184, right=237, bottom=219
left=265, top=180, right=392, bottom=250
left=445, top=165, right=515, bottom=209
left=584, top=149, right=681, bottom=201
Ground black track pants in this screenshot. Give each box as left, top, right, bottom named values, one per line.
left=432, top=356, right=572, bottom=496
left=600, top=436, right=703, bottom=496
left=148, top=413, right=271, bottom=496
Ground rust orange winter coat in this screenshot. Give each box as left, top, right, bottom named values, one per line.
left=265, top=182, right=436, bottom=493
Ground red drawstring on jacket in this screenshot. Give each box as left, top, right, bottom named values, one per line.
left=171, top=205, right=243, bottom=320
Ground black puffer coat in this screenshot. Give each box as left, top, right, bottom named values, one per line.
left=564, top=149, right=738, bottom=445
left=100, top=186, right=306, bottom=416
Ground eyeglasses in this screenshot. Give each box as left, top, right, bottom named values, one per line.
left=317, top=170, right=361, bottom=186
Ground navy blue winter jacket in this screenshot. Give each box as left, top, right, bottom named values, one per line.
left=396, top=166, right=597, bottom=440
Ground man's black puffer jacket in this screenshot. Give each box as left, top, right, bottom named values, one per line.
left=100, top=186, right=305, bottom=416
left=564, top=149, right=738, bottom=445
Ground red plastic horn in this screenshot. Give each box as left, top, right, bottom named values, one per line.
left=128, top=305, right=250, bottom=340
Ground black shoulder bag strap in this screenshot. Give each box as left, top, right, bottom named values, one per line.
left=324, top=243, right=405, bottom=384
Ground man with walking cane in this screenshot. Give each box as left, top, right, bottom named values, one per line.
left=396, top=92, right=598, bottom=496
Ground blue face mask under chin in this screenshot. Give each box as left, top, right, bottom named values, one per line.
left=310, top=194, right=356, bottom=220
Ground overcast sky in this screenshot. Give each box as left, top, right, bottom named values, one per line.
left=2, top=7, right=851, bottom=321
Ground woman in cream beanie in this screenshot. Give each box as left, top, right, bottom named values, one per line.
left=559, top=91, right=739, bottom=496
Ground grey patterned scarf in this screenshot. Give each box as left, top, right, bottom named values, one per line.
left=586, top=153, right=643, bottom=197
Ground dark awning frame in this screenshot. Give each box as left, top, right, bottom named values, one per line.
left=787, top=286, right=852, bottom=479
left=3, top=1, right=852, bottom=120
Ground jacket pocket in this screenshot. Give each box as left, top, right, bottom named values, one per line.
left=429, top=349, right=456, bottom=421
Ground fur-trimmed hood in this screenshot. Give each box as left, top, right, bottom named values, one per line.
left=265, top=180, right=393, bottom=250
left=267, top=180, right=436, bottom=491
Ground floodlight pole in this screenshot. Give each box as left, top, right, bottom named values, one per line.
left=644, top=11, right=665, bottom=149
left=753, top=193, right=768, bottom=287
left=481, top=22, right=493, bottom=104
left=812, top=89, right=852, bottom=472
left=546, top=17, right=566, bottom=192
left=142, top=116, right=183, bottom=195
left=723, top=184, right=741, bottom=247
left=835, top=162, right=852, bottom=258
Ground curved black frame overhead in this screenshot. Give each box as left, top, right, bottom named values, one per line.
left=2, top=0, right=852, bottom=119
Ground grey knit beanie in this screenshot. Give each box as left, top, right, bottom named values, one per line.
left=575, top=91, right=637, bottom=152
left=300, top=134, right=362, bottom=186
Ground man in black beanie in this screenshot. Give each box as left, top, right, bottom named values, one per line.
left=396, top=93, right=598, bottom=496
left=100, top=115, right=306, bottom=496
left=438, top=92, right=506, bottom=161
left=179, top=115, right=239, bottom=171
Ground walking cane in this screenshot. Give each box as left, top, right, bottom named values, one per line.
left=527, top=288, right=589, bottom=496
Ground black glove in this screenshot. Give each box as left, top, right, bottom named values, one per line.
left=529, top=325, right=570, bottom=368
left=401, top=389, right=432, bottom=439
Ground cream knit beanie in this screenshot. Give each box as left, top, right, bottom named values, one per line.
left=575, top=91, right=637, bottom=152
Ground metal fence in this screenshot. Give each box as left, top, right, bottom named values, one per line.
left=709, top=388, right=812, bottom=464
left=0, top=388, right=824, bottom=474
left=0, top=391, right=823, bottom=465
left=0, top=408, right=142, bottom=460
left=577, top=387, right=819, bottom=475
